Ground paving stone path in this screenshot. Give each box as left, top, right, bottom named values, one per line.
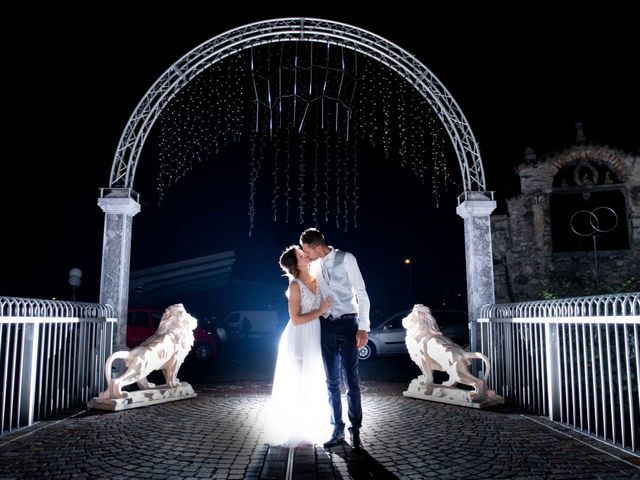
left=1, top=385, right=638, bottom=479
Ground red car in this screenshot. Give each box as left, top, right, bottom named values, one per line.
left=127, top=308, right=218, bottom=361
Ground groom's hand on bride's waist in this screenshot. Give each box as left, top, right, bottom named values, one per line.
left=356, top=330, right=368, bottom=349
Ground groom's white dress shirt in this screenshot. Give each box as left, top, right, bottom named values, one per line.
left=313, top=247, right=371, bottom=332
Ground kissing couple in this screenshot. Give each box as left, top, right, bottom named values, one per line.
left=265, top=227, right=371, bottom=450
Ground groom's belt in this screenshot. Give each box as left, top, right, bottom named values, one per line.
left=320, top=313, right=357, bottom=322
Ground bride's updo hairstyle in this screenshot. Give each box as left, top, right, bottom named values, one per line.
left=279, top=245, right=301, bottom=279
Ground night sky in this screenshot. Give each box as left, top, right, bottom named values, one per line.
left=2, top=5, right=638, bottom=321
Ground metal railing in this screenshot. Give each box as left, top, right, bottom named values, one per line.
left=478, top=292, right=640, bottom=453
left=0, top=297, right=116, bottom=435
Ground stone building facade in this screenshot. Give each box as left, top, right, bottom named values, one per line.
left=491, top=140, right=639, bottom=303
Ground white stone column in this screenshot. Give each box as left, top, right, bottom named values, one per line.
left=98, top=189, right=140, bottom=349
left=456, top=192, right=497, bottom=352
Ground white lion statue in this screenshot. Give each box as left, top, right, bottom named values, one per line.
left=99, top=303, right=197, bottom=399
left=402, top=304, right=491, bottom=401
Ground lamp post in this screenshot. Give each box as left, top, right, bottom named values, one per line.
left=404, top=258, right=412, bottom=301
left=69, top=268, right=82, bottom=302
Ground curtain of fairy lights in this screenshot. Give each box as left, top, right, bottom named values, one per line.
left=154, top=43, right=453, bottom=235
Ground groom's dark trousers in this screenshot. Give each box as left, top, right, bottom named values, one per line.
left=320, top=313, right=362, bottom=430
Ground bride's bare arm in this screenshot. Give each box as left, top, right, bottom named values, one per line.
left=289, top=282, right=332, bottom=325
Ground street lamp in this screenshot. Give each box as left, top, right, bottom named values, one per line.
left=404, top=258, right=412, bottom=300
left=69, top=268, right=82, bottom=301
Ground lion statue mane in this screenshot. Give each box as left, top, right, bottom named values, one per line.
left=402, top=304, right=491, bottom=401
left=99, top=303, right=197, bottom=399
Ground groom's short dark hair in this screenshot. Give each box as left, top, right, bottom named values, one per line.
left=300, top=228, right=326, bottom=247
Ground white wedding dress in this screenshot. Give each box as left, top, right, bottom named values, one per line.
left=264, top=278, right=332, bottom=447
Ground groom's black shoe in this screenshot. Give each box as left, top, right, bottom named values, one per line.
left=323, top=426, right=345, bottom=448
left=349, top=427, right=363, bottom=451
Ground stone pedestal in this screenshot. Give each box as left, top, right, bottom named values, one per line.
left=403, top=376, right=504, bottom=409
left=88, top=382, right=196, bottom=411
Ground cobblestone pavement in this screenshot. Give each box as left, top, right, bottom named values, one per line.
left=1, top=382, right=638, bottom=479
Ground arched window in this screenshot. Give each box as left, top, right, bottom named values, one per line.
left=550, top=160, right=629, bottom=252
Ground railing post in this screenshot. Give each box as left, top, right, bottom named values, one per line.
left=19, top=322, right=39, bottom=426
left=545, top=322, right=562, bottom=421
left=504, top=320, right=514, bottom=398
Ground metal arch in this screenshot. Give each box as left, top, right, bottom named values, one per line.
left=109, top=18, right=486, bottom=192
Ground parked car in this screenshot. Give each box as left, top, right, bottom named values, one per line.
left=222, top=310, right=280, bottom=339
left=359, top=308, right=469, bottom=360
left=199, top=315, right=228, bottom=343
left=127, top=308, right=218, bottom=361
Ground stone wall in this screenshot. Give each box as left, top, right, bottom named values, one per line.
left=492, top=144, right=640, bottom=303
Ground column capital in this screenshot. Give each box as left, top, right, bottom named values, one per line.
left=456, top=193, right=496, bottom=219
left=98, top=190, right=141, bottom=216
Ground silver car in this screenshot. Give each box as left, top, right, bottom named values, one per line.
left=359, top=309, right=469, bottom=360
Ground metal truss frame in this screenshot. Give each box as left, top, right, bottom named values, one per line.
left=108, top=17, right=486, bottom=193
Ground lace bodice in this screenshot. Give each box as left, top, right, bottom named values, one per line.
left=292, top=278, right=321, bottom=314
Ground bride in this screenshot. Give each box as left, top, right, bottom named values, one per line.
left=264, top=245, right=333, bottom=447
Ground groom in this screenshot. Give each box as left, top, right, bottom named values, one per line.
left=300, top=228, right=370, bottom=450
